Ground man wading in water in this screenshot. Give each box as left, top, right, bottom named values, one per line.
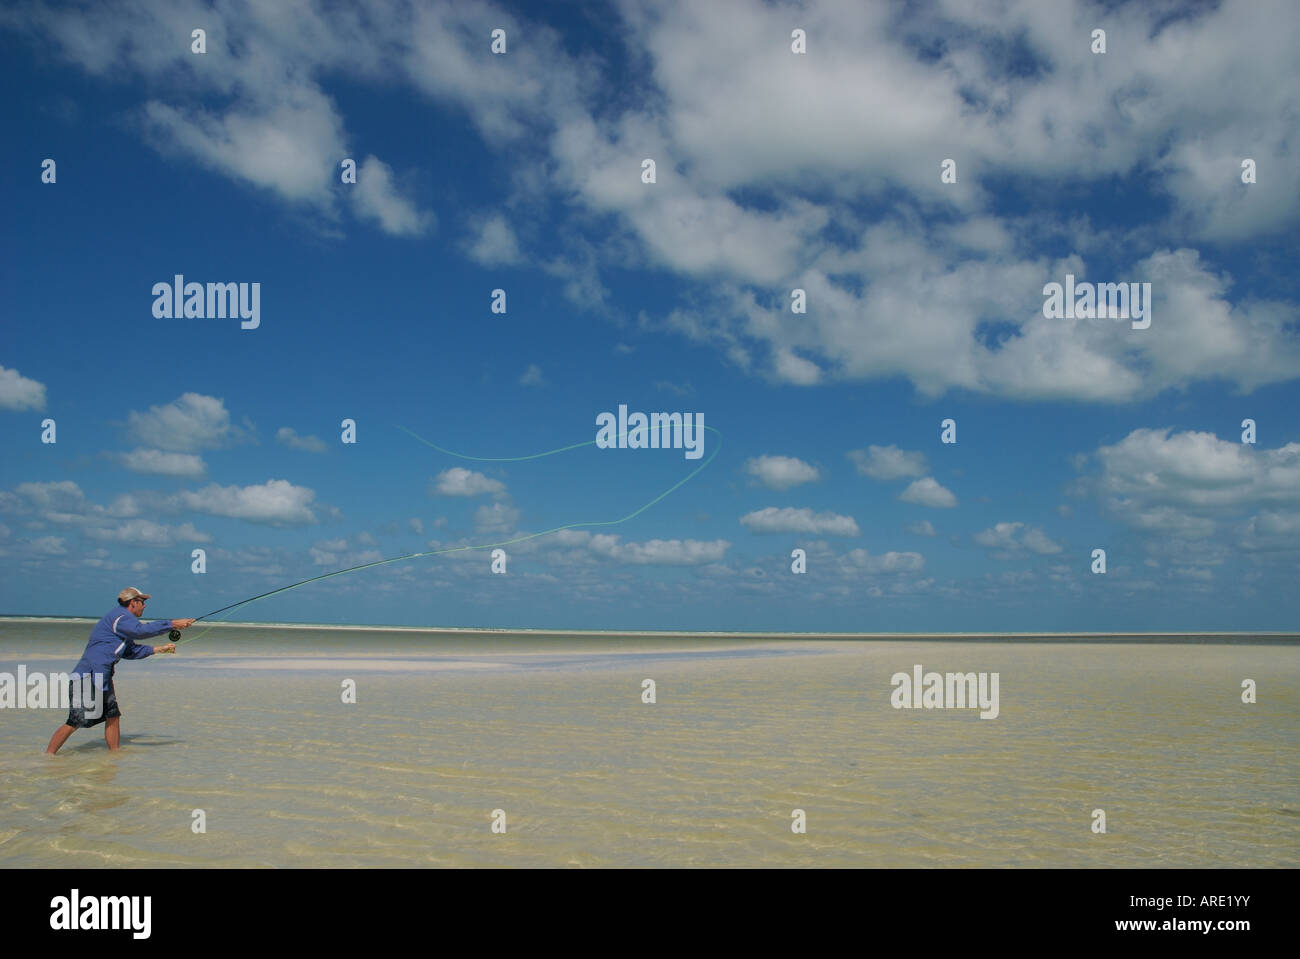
left=45, top=587, right=195, bottom=754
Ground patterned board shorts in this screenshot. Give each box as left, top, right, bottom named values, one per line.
left=64, top=676, right=120, bottom=728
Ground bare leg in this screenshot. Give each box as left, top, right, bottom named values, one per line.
left=46, top=724, right=77, bottom=755
left=105, top=716, right=120, bottom=751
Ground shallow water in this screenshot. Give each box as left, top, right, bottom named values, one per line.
left=1, top=621, right=1296, bottom=867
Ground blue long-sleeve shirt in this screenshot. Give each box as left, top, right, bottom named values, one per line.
left=71, top=607, right=175, bottom=679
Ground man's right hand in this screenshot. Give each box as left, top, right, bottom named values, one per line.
left=173, top=619, right=196, bottom=629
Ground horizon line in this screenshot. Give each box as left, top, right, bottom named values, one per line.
left=1, top=615, right=1296, bottom=640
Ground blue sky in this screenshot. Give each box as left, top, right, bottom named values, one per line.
left=1, top=0, right=1297, bottom=631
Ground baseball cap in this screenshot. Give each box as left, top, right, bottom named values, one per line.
left=118, top=587, right=151, bottom=603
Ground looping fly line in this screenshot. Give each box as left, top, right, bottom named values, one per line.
left=174, top=422, right=721, bottom=646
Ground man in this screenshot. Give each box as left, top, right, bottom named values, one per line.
left=45, top=587, right=196, bottom=754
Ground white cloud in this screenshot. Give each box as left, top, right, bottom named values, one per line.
left=432, top=468, right=506, bottom=498
left=119, top=448, right=206, bottom=478
left=1020, top=527, right=1064, bottom=555
left=466, top=213, right=523, bottom=264
left=612, top=3, right=1300, bottom=399
left=772, top=348, right=822, bottom=385
left=518, top=364, right=544, bottom=387
left=974, top=522, right=1023, bottom=551
left=1128, top=507, right=1217, bottom=539
left=143, top=89, right=344, bottom=209
left=654, top=380, right=693, bottom=396
left=474, top=502, right=520, bottom=533
left=175, top=479, right=317, bottom=525
left=85, top=520, right=210, bottom=547
left=974, top=521, right=1061, bottom=556
left=745, top=455, right=819, bottom=491
left=276, top=427, right=328, bottom=453
left=310, top=547, right=338, bottom=566
left=1096, top=429, right=1300, bottom=510
left=1240, top=510, right=1300, bottom=552
left=849, top=445, right=928, bottom=480
left=906, top=520, right=936, bottom=536
left=740, top=507, right=859, bottom=536
left=0, top=365, right=46, bottom=411
left=126, top=393, right=242, bottom=451
left=1087, top=429, right=1300, bottom=551
left=588, top=534, right=729, bottom=565
left=28, top=536, right=67, bottom=556
left=898, top=477, right=957, bottom=508
left=12, top=0, right=1299, bottom=403
left=1249, top=511, right=1300, bottom=537
left=0, top=480, right=139, bottom=525
left=351, top=155, right=433, bottom=236
left=844, top=549, right=925, bottom=573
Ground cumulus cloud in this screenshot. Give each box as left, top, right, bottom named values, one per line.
left=431, top=468, right=506, bottom=498
left=614, top=3, right=1300, bottom=399
left=474, top=501, right=520, bottom=533
left=1240, top=510, right=1300, bottom=551
left=7, top=0, right=582, bottom=236
left=974, top=521, right=1062, bottom=556
left=849, top=445, right=928, bottom=480
left=1020, top=527, right=1064, bottom=555
left=1096, top=429, right=1300, bottom=510
left=119, top=448, right=206, bottom=478
left=745, top=455, right=819, bottom=491
left=276, top=427, right=328, bottom=453
left=174, top=479, right=317, bottom=525
left=844, top=549, right=925, bottom=573
left=1084, top=428, right=1300, bottom=552
left=518, top=364, right=544, bottom=387
left=0, top=365, right=46, bottom=411
left=906, top=520, right=936, bottom=536
left=898, top=477, right=958, bottom=508
left=974, top=522, right=1023, bottom=551
left=351, top=155, right=433, bottom=236
left=14, top=0, right=1299, bottom=401
left=143, top=90, right=344, bottom=209
left=466, top=213, right=522, bottom=264
left=740, top=507, right=859, bottom=536
left=309, top=536, right=380, bottom=567
left=588, top=534, right=729, bottom=565
left=126, top=393, right=244, bottom=451
left=27, top=536, right=67, bottom=556
left=0, top=480, right=138, bottom=525
left=85, top=519, right=211, bottom=547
